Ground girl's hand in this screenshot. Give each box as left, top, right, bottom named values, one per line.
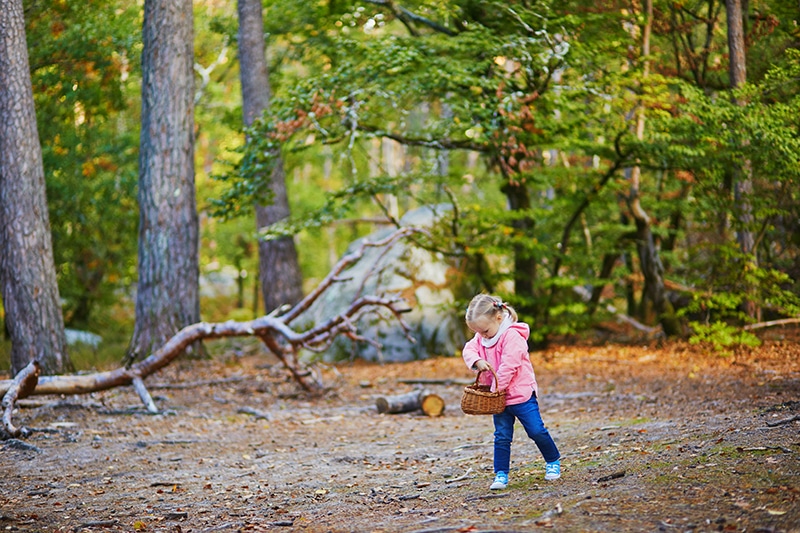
left=473, top=360, right=491, bottom=372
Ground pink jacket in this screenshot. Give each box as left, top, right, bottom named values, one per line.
left=461, top=322, right=538, bottom=406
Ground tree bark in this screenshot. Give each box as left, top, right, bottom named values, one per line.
left=726, top=0, right=758, bottom=320
left=626, top=0, right=680, bottom=336
left=726, top=0, right=747, bottom=90
left=500, top=180, right=538, bottom=343
left=0, top=0, right=70, bottom=375
left=237, top=0, right=304, bottom=315
left=501, top=181, right=536, bottom=299
left=129, top=0, right=203, bottom=361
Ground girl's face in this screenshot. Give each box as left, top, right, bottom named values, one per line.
left=468, top=313, right=504, bottom=340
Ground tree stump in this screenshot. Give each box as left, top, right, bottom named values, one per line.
left=375, top=389, right=445, bottom=417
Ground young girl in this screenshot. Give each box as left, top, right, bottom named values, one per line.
left=462, top=294, right=561, bottom=489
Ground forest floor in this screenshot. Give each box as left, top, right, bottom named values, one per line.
left=1, top=331, right=799, bottom=533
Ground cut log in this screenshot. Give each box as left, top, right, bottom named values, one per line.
left=420, top=393, right=446, bottom=417
left=375, top=389, right=445, bottom=417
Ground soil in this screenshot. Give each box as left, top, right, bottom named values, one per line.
left=1, top=334, right=799, bottom=533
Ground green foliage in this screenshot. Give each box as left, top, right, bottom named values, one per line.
left=26, top=0, right=142, bottom=328
left=204, top=0, right=800, bottom=346
left=687, top=320, right=762, bottom=355
left=12, top=0, right=799, bottom=363
left=678, top=243, right=800, bottom=353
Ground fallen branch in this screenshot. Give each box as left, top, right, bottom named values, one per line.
left=1, top=360, right=40, bottom=438
left=597, top=471, right=626, bottom=483
left=444, top=467, right=473, bottom=484
left=238, top=406, right=273, bottom=421
left=765, top=414, right=800, bottom=427
left=2, top=438, right=41, bottom=453
left=743, top=317, right=800, bottom=331
left=150, top=376, right=247, bottom=390
left=1, top=228, right=423, bottom=434
left=739, top=445, right=793, bottom=453
left=77, top=520, right=119, bottom=529
left=573, top=286, right=659, bottom=335
left=465, top=493, right=509, bottom=501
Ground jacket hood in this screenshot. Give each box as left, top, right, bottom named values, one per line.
left=508, top=321, right=530, bottom=341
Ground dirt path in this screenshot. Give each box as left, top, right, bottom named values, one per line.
left=2, top=340, right=799, bottom=532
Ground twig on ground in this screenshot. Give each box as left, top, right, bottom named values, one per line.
left=766, top=414, right=800, bottom=427
left=597, top=471, right=626, bottom=483
left=2, top=438, right=41, bottom=453
left=740, top=445, right=794, bottom=453
left=238, top=406, right=273, bottom=421
left=75, top=520, right=119, bottom=531
left=444, top=467, right=473, bottom=484
left=150, top=376, right=247, bottom=389
left=465, top=493, right=510, bottom=501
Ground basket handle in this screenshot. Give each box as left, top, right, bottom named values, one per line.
left=475, top=366, right=501, bottom=390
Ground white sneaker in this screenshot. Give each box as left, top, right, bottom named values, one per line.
left=545, top=461, right=561, bottom=480
left=490, top=472, right=508, bottom=490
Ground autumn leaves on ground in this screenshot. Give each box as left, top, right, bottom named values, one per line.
left=1, top=335, right=799, bottom=533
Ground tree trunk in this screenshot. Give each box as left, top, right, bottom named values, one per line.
left=237, top=0, right=304, bottom=315
left=635, top=220, right=681, bottom=336
left=726, top=0, right=758, bottom=320
left=588, top=252, right=619, bottom=316
left=129, top=0, right=202, bottom=361
left=500, top=181, right=537, bottom=327
left=626, top=0, right=679, bottom=336
left=0, top=0, right=70, bottom=376
left=727, top=0, right=747, bottom=90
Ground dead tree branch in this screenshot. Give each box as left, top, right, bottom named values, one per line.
left=1, top=228, right=422, bottom=434
left=743, top=318, right=800, bottom=331
left=1, top=360, right=40, bottom=438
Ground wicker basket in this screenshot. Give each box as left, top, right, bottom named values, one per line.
left=460, top=367, right=507, bottom=415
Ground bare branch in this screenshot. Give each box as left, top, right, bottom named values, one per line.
left=357, top=123, right=487, bottom=152
left=0, top=227, right=423, bottom=420
left=281, top=227, right=424, bottom=323
left=2, top=360, right=40, bottom=438
left=362, top=0, right=456, bottom=36
left=194, top=36, right=230, bottom=105
left=744, top=318, right=800, bottom=331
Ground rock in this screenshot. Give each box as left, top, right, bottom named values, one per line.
left=64, top=328, right=102, bottom=348
left=298, top=205, right=465, bottom=362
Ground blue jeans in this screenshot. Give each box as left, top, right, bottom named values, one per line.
left=493, top=392, right=560, bottom=473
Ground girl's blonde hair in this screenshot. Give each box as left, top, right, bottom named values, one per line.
left=465, top=294, right=518, bottom=325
